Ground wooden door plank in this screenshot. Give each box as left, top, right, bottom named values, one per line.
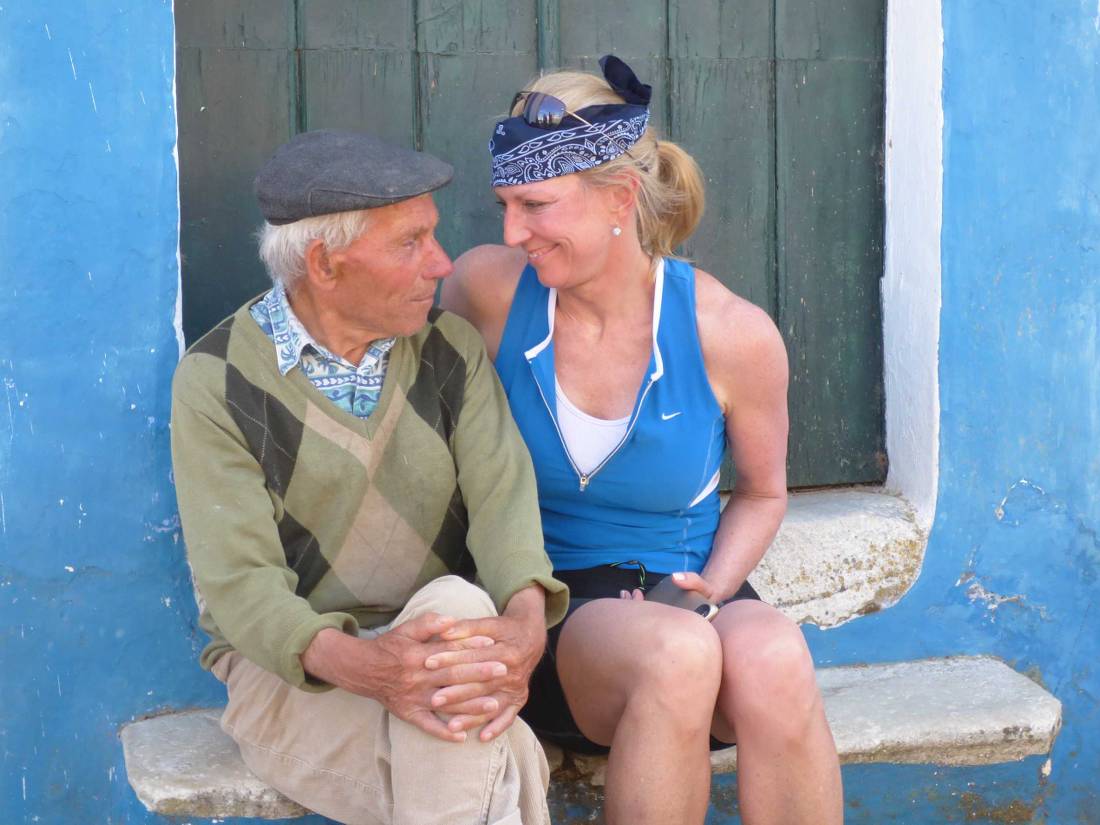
left=298, top=0, right=413, bottom=49
left=558, top=0, right=667, bottom=58
left=417, top=0, right=537, bottom=54
left=670, top=0, right=773, bottom=60
left=417, top=2, right=539, bottom=258
left=175, top=0, right=294, bottom=49
left=418, top=52, right=539, bottom=256
left=176, top=44, right=296, bottom=343
left=777, top=0, right=885, bottom=60
left=301, top=50, right=417, bottom=144
left=673, top=58, right=776, bottom=315
left=776, top=57, right=886, bottom=486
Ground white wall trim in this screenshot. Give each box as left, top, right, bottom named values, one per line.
left=882, top=0, right=943, bottom=531
left=170, top=10, right=185, bottom=360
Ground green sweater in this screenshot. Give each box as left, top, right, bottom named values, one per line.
left=171, top=300, right=568, bottom=689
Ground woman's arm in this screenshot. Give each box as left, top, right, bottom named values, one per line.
left=694, top=270, right=790, bottom=602
left=438, top=244, right=526, bottom=360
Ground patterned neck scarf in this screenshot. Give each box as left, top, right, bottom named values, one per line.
left=250, top=282, right=395, bottom=419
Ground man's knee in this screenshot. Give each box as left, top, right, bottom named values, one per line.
left=403, top=575, right=497, bottom=622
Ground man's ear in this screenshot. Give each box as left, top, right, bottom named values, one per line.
left=303, top=239, right=337, bottom=291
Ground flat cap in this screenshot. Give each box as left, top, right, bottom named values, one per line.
left=254, top=130, right=454, bottom=225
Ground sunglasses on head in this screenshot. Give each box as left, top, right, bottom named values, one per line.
left=510, top=90, right=593, bottom=128
left=510, top=90, right=634, bottom=157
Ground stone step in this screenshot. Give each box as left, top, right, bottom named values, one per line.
left=120, top=655, right=1061, bottom=819
left=747, top=486, right=927, bottom=629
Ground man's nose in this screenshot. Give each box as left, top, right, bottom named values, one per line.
left=425, top=235, right=454, bottom=280
left=501, top=206, right=531, bottom=248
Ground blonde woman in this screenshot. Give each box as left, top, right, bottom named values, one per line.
left=438, top=56, right=842, bottom=825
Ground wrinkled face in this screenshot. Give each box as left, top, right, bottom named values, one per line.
left=494, top=174, right=619, bottom=288
left=327, top=194, right=453, bottom=339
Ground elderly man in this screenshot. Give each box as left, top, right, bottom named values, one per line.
left=170, top=130, right=567, bottom=825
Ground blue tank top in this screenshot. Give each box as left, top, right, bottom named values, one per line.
left=495, top=258, right=726, bottom=573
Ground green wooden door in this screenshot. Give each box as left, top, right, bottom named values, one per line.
left=175, top=0, right=885, bottom=488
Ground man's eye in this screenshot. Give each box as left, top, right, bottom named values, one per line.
left=525, top=200, right=548, bottom=210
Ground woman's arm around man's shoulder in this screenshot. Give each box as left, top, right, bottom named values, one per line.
left=440, top=244, right=527, bottom=360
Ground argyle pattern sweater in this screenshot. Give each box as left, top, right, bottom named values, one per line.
left=171, top=300, right=567, bottom=689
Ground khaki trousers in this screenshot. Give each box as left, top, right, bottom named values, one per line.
left=211, top=576, right=551, bottom=825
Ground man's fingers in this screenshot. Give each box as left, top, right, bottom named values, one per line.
left=397, top=612, right=458, bottom=643
left=408, top=708, right=467, bottom=743
left=479, top=704, right=520, bottom=742
left=424, top=641, right=500, bottom=671
left=431, top=680, right=501, bottom=709
left=433, top=695, right=500, bottom=717
left=440, top=616, right=507, bottom=642
left=428, top=661, right=507, bottom=692
left=446, top=711, right=497, bottom=734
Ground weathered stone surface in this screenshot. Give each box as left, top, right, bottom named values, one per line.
left=120, top=708, right=308, bottom=819
left=566, top=656, right=1061, bottom=786
left=817, top=656, right=1063, bottom=766
left=748, top=487, right=926, bottom=627
left=123, top=656, right=1061, bottom=811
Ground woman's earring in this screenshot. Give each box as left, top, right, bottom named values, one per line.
left=612, top=225, right=623, bottom=237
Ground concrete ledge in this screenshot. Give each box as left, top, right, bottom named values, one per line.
left=121, top=708, right=308, bottom=819
left=121, top=655, right=1061, bottom=815
left=748, top=487, right=926, bottom=628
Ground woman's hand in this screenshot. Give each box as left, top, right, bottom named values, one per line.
left=620, top=571, right=721, bottom=602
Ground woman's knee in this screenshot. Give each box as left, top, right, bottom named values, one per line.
left=720, top=613, right=820, bottom=730
left=559, top=606, right=722, bottom=701
left=632, top=613, right=723, bottom=707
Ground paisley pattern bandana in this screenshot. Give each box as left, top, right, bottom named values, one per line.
left=489, top=55, right=652, bottom=188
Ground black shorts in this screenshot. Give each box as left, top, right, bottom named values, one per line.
left=520, top=564, right=761, bottom=754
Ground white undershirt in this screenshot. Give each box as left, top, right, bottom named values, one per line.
left=555, top=379, right=631, bottom=475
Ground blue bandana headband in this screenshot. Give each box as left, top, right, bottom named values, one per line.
left=489, top=55, right=653, bottom=188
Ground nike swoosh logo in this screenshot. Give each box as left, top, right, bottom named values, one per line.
left=661, top=412, right=682, bottom=421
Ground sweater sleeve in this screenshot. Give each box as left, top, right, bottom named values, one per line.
left=170, top=358, right=358, bottom=689
left=448, top=324, right=569, bottom=627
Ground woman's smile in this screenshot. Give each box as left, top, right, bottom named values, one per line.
left=526, top=243, right=557, bottom=263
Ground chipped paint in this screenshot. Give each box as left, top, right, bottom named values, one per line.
left=957, top=792, right=1034, bottom=823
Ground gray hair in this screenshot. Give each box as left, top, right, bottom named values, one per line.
left=256, top=209, right=373, bottom=289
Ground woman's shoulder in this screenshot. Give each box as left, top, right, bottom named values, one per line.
left=690, top=265, right=788, bottom=409
left=439, top=244, right=528, bottom=359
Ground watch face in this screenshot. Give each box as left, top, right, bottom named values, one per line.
left=693, top=603, right=719, bottom=621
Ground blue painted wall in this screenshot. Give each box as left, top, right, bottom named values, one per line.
left=1, top=2, right=1097, bottom=824
left=805, top=2, right=1100, bottom=822
left=0, top=3, right=227, bottom=823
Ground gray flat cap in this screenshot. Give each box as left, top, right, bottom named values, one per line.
left=255, top=130, right=453, bottom=224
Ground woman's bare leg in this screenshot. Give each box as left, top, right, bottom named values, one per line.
left=556, top=598, right=723, bottom=825
left=711, top=600, right=843, bottom=825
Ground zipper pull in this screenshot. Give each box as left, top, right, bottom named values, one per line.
left=579, top=475, right=590, bottom=492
